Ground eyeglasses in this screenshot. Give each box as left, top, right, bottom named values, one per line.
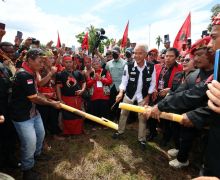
left=180, top=58, right=190, bottom=63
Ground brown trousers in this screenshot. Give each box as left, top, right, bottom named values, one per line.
left=118, top=96, right=147, bottom=141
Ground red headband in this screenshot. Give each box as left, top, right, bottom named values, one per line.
left=190, top=36, right=211, bottom=55
left=63, top=56, right=72, bottom=62
left=212, top=13, right=220, bottom=26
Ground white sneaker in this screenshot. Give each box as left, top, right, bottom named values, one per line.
left=167, top=148, right=179, bottom=157
left=169, top=159, right=189, bottom=168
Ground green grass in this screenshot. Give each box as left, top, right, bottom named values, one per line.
left=7, top=122, right=199, bottom=180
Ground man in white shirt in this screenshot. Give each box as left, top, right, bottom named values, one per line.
left=112, top=44, right=156, bottom=150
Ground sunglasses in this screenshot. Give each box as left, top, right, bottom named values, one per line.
left=180, top=58, right=190, bottom=63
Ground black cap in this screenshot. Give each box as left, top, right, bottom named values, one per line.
left=0, top=42, right=13, bottom=48
left=112, top=46, right=120, bottom=54
left=26, top=48, right=44, bottom=60
left=125, top=47, right=133, bottom=54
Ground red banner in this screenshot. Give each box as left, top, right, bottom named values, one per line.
left=121, top=21, right=129, bottom=48
left=173, top=13, right=191, bottom=51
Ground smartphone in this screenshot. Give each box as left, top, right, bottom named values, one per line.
left=214, top=49, right=220, bottom=81
left=17, top=31, right=23, bottom=39
left=0, top=23, right=5, bottom=30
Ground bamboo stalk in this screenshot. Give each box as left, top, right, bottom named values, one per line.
left=60, top=103, right=118, bottom=130
left=119, top=103, right=183, bottom=123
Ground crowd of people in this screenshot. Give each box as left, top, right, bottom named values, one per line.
left=0, top=12, right=220, bottom=180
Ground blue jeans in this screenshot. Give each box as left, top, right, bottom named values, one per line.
left=13, top=114, right=45, bottom=170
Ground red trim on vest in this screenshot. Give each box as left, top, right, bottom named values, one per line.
left=155, top=63, right=183, bottom=90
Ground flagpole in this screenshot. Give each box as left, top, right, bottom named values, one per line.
left=148, top=24, right=151, bottom=48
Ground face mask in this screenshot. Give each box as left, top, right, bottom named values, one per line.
left=125, top=52, right=131, bottom=59
left=112, top=52, right=119, bottom=59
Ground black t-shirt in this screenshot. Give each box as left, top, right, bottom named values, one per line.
left=56, top=70, right=85, bottom=96
left=10, top=69, right=38, bottom=122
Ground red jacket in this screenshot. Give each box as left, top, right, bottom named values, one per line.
left=155, top=63, right=183, bottom=90
left=86, top=69, right=112, bottom=101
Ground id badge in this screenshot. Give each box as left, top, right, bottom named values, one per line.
left=97, top=81, right=103, bottom=88
left=158, top=80, right=164, bottom=90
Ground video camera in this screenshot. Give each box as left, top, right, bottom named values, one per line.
left=92, top=28, right=107, bottom=56
left=31, top=38, right=40, bottom=45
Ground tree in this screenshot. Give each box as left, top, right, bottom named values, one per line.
left=208, top=4, right=220, bottom=32
left=155, top=35, right=163, bottom=50
left=75, top=25, right=112, bottom=54
left=117, top=38, right=130, bottom=48
left=75, top=32, right=85, bottom=45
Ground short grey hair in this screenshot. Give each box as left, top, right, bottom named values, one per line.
left=134, top=44, right=148, bottom=53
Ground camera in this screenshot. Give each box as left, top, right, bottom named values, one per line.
left=32, top=38, right=40, bottom=45
left=92, top=28, right=108, bottom=56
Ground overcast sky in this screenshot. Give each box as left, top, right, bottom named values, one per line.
left=0, top=0, right=218, bottom=49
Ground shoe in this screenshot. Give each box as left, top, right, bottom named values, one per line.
left=167, top=148, right=179, bottom=157
left=35, top=153, right=52, bottom=161
left=23, top=169, right=41, bottom=180
left=139, top=141, right=147, bottom=151
left=112, top=132, right=124, bottom=139
left=169, top=159, right=189, bottom=168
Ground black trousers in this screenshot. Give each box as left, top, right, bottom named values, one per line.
left=90, top=99, right=110, bottom=119
left=0, top=107, right=17, bottom=168
left=171, top=122, right=181, bottom=149
left=109, top=85, right=121, bottom=121
left=147, top=117, right=157, bottom=135
left=177, top=127, right=196, bottom=162
left=37, top=105, right=61, bottom=135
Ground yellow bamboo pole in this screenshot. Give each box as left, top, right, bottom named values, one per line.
left=60, top=103, right=118, bottom=130
left=119, top=103, right=183, bottom=123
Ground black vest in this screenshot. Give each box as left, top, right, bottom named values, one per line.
left=126, top=62, right=154, bottom=99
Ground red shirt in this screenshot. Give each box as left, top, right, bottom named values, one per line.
left=86, top=69, right=112, bottom=101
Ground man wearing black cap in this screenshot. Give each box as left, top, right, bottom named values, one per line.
left=11, top=48, right=61, bottom=180
left=106, top=46, right=127, bottom=120
left=164, top=34, right=171, bottom=50
left=160, top=34, right=171, bottom=58
left=125, top=47, right=134, bottom=65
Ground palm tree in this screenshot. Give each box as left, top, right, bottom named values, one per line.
left=155, top=35, right=162, bottom=50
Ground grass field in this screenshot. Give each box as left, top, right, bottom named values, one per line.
left=6, top=122, right=201, bottom=180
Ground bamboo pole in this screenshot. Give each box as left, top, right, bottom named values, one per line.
left=60, top=103, right=118, bottom=130
left=119, top=103, right=183, bottom=123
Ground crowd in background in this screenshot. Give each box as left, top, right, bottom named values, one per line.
left=0, top=12, right=220, bottom=180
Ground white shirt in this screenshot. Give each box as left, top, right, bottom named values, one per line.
left=119, top=61, right=156, bottom=103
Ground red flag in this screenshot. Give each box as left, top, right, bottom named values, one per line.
left=81, top=32, right=89, bottom=50
left=173, top=13, right=191, bottom=51
left=121, top=21, right=129, bottom=48
left=56, top=31, right=61, bottom=48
